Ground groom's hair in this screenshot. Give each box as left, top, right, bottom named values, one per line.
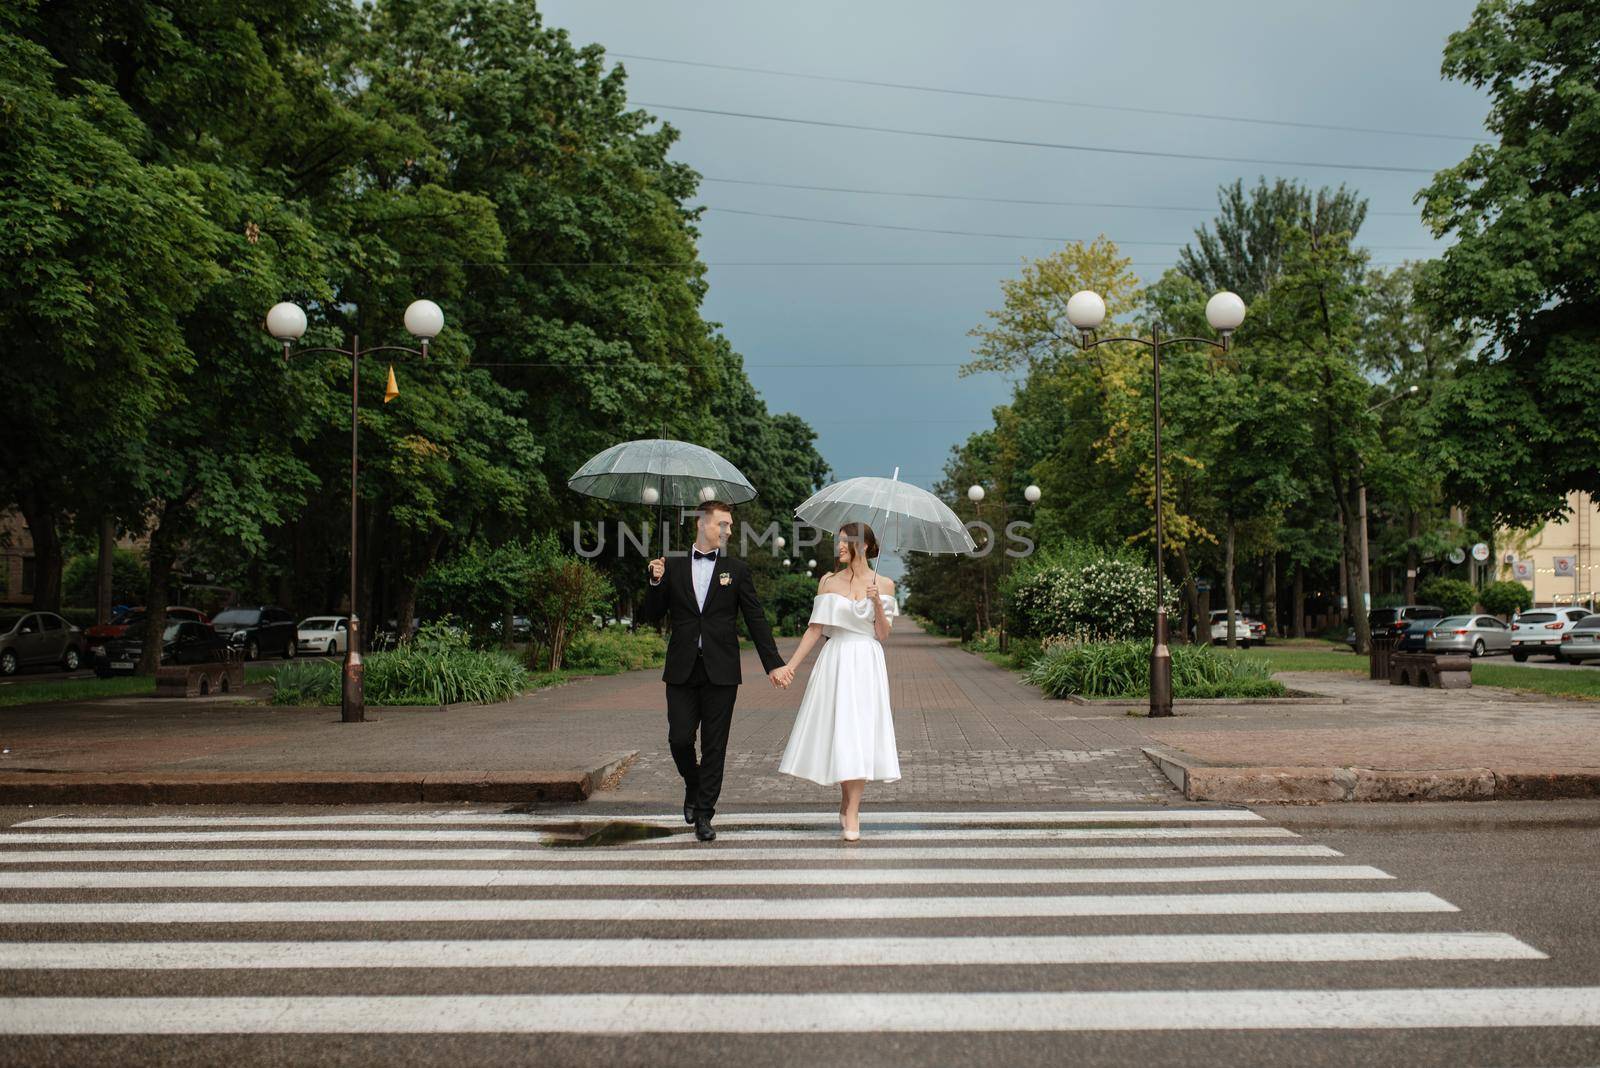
left=699, top=500, right=733, bottom=519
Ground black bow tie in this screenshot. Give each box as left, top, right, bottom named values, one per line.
left=692, top=549, right=717, bottom=561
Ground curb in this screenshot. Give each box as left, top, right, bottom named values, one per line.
left=1142, top=746, right=1600, bottom=804
left=0, top=750, right=638, bottom=806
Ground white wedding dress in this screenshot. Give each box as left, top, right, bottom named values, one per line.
left=778, top=593, right=901, bottom=785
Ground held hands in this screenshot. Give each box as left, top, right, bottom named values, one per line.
left=647, top=557, right=665, bottom=583
left=769, top=664, right=797, bottom=689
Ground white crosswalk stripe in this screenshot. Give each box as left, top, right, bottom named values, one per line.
left=0, top=807, right=1581, bottom=1043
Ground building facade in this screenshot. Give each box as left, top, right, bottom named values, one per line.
left=1499, top=491, right=1599, bottom=609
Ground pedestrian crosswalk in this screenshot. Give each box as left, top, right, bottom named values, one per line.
left=0, top=805, right=1594, bottom=1049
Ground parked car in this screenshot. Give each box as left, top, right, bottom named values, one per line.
left=210, top=605, right=298, bottom=660
left=1559, top=615, right=1600, bottom=663
left=1396, top=619, right=1435, bottom=652
left=1208, top=610, right=1252, bottom=648
left=1246, top=618, right=1267, bottom=645
left=83, top=606, right=209, bottom=657
left=1345, top=605, right=1447, bottom=649
left=297, top=616, right=350, bottom=656
left=1510, top=606, right=1594, bottom=662
left=0, top=612, right=87, bottom=675
left=94, top=620, right=230, bottom=677
left=1425, top=615, right=1512, bottom=658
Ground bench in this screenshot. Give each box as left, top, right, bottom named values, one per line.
left=154, top=661, right=245, bottom=699
left=1389, top=651, right=1472, bottom=689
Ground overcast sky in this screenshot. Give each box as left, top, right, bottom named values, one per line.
left=540, top=0, right=1489, bottom=575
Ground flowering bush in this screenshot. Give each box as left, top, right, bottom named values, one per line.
left=1004, top=542, right=1171, bottom=640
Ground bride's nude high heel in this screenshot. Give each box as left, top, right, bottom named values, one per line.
left=842, top=810, right=861, bottom=842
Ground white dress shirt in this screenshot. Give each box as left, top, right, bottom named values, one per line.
left=691, top=549, right=716, bottom=612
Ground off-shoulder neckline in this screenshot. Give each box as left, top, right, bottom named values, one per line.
left=815, top=591, right=891, bottom=604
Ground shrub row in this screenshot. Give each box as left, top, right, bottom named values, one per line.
left=1024, top=638, right=1284, bottom=700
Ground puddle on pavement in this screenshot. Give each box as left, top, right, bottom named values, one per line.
left=542, top=821, right=675, bottom=848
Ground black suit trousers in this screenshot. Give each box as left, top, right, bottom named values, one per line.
left=665, top=652, right=738, bottom=817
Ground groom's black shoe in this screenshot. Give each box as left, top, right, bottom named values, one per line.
left=694, top=813, right=716, bottom=842
left=683, top=788, right=697, bottom=825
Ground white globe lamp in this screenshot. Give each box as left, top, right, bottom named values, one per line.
left=266, top=302, right=307, bottom=342
left=1066, top=290, right=1107, bottom=332
left=698, top=485, right=716, bottom=503
left=1024, top=484, right=1042, bottom=503
left=641, top=486, right=659, bottom=506
left=967, top=484, right=985, bottom=503
left=1204, top=291, right=1247, bottom=335
left=774, top=536, right=786, bottom=550
left=403, top=299, right=445, bottom=342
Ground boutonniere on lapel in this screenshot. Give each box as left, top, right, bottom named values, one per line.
left=718, top=572, right=732, bottom=587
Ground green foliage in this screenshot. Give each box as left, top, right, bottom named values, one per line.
left=1417, top=0, right=1600, bottom=526
left=62, top=551, right=146, bottom=608
left=768, top=571, right=823, bottom=636
left=1024, top=639, right=1285, bottom=700
left=1003, top=542, right=1167, bottom=640
left=1480, top=580, right=1533, bottom=618
left=1418, top=576, right=1478, bottom=615
left=272, top=620, right=529, bottom=706
left=563, top=626, right=667, bottom=674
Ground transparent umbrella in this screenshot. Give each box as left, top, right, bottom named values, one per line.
left=569, top=439, right=757, bottom=552
left=794, top=467, right=976, bottom=566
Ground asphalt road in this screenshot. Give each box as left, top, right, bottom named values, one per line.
left=0, top=799, right=1595, bottom=1066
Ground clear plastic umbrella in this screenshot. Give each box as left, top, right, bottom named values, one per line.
left=794, top=467, right=976, bottom=564
left=568, top=438, right=757, bottom=508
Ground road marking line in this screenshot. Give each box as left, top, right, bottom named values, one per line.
left=0, top=891, right=1447, bottom=922
left=8, top=988, right=1593, bottom=1033
left=0, top=826, right=1299, bottom=844
left=12, top=809, right=1264, bottom=828
left=0, top=864, right=1379, bottom=890
left=0, top=932, right=1543, bottom=970
left=0, top=843, right=1338, bottom=862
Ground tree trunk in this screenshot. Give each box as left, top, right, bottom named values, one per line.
left=1264, top=553, right=1279, bottom=639
left=137, top=502, right=187, bottom=675
left=1292, top=565, right=1306, bottom=638
left=1338, top=488, right=1370, bottom=654
left=1404, top=509, right=1421, bottom=603
left=17, top=490, right=62, bottom=612
left=1223, top=519, right=1238, bottom=648
left=96, top=514, right=116, bottom=625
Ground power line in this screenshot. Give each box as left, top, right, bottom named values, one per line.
left=611, top=53, right=1484, bottom=143
left=700, top=175, right=1425, bottom=218
left=632, top=102, right=1443, bottom=176
left=708, top=206, right=1437, bottom=251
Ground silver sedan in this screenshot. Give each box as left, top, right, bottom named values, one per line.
left=1559, top=616, right=1600, bottom=663
left=1425, top=615, right=1512, bottom=658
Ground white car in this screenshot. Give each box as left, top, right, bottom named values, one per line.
left=1510, top=607, right=1593, bottom=662
left=1208, top=610, right=1252, bottom=648
left=297, top=616, right=349, bottom=656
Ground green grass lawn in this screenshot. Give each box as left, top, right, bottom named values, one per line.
left=1238, top=643, right=1367, bottom=674
left=0, top=666, right=278, bottom=708
left=1471, top=662, right=1600, bottom=700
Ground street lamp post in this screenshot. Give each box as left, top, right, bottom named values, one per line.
left=1065, top=289, right=1246, bottom=718
left=264, top=299, right=445, bottom=723
left=967, top=484, right=990, bottom=633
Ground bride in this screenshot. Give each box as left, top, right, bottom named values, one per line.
left=775, top=522, right=900, bottom=840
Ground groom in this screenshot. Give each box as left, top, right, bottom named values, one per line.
left=640, top=500, right=787, bottom=842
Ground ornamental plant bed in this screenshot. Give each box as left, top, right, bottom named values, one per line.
left=1023, top=638, right=1286, bottom=701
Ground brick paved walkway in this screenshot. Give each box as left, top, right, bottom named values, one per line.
left=545, top=620, right=1178, bottom=805
left=1142, top=670, right=1600, bottom=772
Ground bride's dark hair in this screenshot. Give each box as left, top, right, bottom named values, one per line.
left=836, top=522, right=880, bottom=562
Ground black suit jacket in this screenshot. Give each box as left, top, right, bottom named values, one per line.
left=637, top=553, right=784, bottom=686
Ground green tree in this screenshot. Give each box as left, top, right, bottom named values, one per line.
left=1480, top=579, right=1533, bottom=618
left=1418, top=0, right=1600, bottom=526
left=1419, top=576, right=1477, bottom=616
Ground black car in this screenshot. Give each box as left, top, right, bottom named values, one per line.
left=209, top=605, right=298, bottom=660
left=95, top=620, right=230, bottom=677
left=1395, top=619, right=1435, bottom=652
